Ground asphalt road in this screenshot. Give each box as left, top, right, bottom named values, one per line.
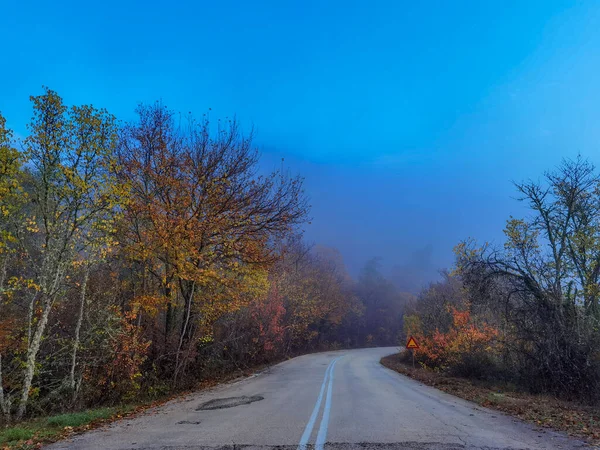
left=48, top=347, right=588, bottom=450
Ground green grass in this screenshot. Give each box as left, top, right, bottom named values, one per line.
left=0, top=427, right=34, bottom=444
left=46, top=407, right=121, bottom=428
left=0, top=404, right=136, bottom=448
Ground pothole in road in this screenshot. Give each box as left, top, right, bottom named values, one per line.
left=177, top=420, right=201, bottom=424
left=196, top=395, right=264, bottom=410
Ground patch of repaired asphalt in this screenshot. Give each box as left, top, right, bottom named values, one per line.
left=196, top=395, right=264, bottom=411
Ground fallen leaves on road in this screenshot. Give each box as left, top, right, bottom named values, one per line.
left=381, top=353, right=600, bottom=446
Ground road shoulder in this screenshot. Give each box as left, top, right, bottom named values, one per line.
left=381, top=353, right=600, bottom=446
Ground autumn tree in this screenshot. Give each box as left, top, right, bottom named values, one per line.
left=116, top=103, right=309, bottom=382
left=457, top=157, right=600, bottom=400
left=0, top=113, right=27, bottom=418
left=0, top=112, right=24, bottom=296
left=10, top=88, right=119, bottom=418
left=0, top=90, right=404, bottom=422
left=263, top=238, right=355, bottom=352
left=0, top=113, right=24, bottom=253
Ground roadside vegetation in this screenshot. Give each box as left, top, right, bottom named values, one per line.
left=398, top=157, right=600, bottom=442
left=0, top=405, right=136, bottom=449
left=0, top=88, right=411, bottom=434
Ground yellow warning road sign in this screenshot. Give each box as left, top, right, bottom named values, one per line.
left=406, top=336, right=419, bottom=349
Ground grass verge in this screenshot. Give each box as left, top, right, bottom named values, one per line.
left=0, top=360, right=280, bottom=450
left=0, top=405, right=136, bottom=450
left=381, top=353, right=600, bottom=446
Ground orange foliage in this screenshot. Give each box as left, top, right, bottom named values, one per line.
left=0, top=318, right=19, bottom=353
left=251, top=285, right=286, bottom=354
left=96, top=309, right=150, bottom=401
left=414, top=306, right=499, bottom=373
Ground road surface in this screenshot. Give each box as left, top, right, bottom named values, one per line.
left=48, top=347, right=588, bottom=449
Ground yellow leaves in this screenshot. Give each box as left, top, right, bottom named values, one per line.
left=0, top=112, right=27, bottom=251
left=452, top=238, right=486, bottom=275
left=25, top=217, right=39, bottom=233
left=584, top=283, right=600, bottom=300
left=131, top=294, right=166, bottom=317
left=7, top=276, right=40, bottom=292
left=504, top=217, right=539, bottom=251
left=198, top=334, right=214, bottom=344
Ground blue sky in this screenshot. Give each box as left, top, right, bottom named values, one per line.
left=2, top=1, right=600, bottom=286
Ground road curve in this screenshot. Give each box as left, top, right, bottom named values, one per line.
left=48, top=347, right=587, bottom=450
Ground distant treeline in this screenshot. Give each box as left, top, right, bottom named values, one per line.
left=0, top=89, right=410, bottom=421
left=405, top=157, right=600, bottom=403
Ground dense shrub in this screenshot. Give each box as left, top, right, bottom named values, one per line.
left=405, top=305, right=499, bottom=379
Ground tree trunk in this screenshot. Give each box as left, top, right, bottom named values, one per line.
left=0, top=259, right=9, bottom=419
left=0, top=256, right=7, bottom=293
left=164, top=272, right=173, bottom=345
left=174, top=282, right=195, bottom=383
left=69, top=266, right=89, bottom=398
left=0, top=354, right=10, bottom=420
left=16, top=295, right=53, bottom=420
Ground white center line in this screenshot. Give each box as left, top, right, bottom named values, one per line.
left=297, top=359, right=334, bottom=450
left=315, top=357, right=339, bottom=450
left=297, top=356, right=343, bottom=450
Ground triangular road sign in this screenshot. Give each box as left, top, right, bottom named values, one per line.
left=406, top=336, right=419, bottom=349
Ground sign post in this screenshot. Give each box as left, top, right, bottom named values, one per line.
left=405, top=336, right=419, bottom=369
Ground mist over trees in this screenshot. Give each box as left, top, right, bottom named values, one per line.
left=0, top=89, right=410, bottom=421
left=390, top=245, right=439, bottom=294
